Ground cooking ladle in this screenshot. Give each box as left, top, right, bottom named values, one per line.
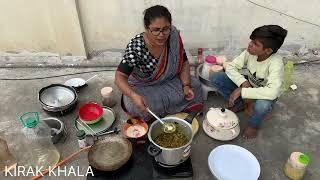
left=85, top=74, right=98, bottom=84
left=146, top=108, right=176, bottom=133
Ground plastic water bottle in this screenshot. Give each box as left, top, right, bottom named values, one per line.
left=197, top=48, right=203, bottom=65
left=282, top=61, right=294, bottom=92
left=19, top=112, right=60, bottom=170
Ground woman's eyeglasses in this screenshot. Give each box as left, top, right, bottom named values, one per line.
left=149, top=27, right=171, bottom=36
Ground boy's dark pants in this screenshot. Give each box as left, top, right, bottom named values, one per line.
left=210, top=72, right=275, bottom=128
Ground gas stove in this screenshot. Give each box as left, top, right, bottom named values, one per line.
left=153, top=157, right=193, bottom=179
left=87, top=141, right=193, bottom=180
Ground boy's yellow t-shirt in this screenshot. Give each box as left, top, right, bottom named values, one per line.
left=225, top=50, right=284, bottom=100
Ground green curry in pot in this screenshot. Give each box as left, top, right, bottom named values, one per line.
left=153, top=129, right=189, bottom=148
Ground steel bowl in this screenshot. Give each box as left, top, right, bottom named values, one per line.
left=196, top=64, right=215, bottom=87
left=42, top=117, right=66, bottom=144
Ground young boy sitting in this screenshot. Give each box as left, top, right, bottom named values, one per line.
left=210, top=25, right=287, bottom=139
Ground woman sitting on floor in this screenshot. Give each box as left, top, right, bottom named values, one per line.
left=115, top=5, right=203, bottom=121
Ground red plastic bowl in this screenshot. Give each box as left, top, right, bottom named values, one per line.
left=79, top=103, right=104, bottom=123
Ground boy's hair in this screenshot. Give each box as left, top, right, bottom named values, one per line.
left=250, top=25, right=287, bottom=53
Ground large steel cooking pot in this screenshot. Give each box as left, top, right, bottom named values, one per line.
left=39, top=84, right=78, bottom=115
left=147, top=110, right=199, bottom=167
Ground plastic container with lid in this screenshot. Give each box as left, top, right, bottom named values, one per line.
left=19, top=112, right=60, bottom=170
left=284, top=152, right=310, bottom=180
left=201, top=55, right=217, bottom=80
left=282, top=61, right=294, bottom=93
left=101, top=87, right=116, bottom=108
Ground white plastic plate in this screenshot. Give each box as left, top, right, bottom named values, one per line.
left=208, top=144, right=260, bottom=180
left=64, top=78, right=86, bottom=88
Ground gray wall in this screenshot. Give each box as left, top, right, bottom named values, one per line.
left=78, top=0, right=320, bottom=52
left=0, top=0, right=319, bottom=59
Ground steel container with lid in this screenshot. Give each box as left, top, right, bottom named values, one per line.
left=100, top=87, right=116, bottom=108
left=201, top=55, right=217, bottom=80
left=203, top=107, right=240, bottom=141
left=38, top=84, right=78, bottom=115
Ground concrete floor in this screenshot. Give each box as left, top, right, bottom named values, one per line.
left=0, top=64, right=319, bottom=180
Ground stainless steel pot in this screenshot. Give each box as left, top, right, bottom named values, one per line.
left=147, top=110, right=199, bottom=167
left=196, top=64, right=214, bottom=87
left=39, top=84, right=78, bottom=115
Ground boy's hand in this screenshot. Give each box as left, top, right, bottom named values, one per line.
left=241, top=81, right=252, bottom=88
left=229, top=87, right=242, bottom=107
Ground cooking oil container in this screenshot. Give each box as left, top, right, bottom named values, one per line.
left=284, top=152, right=310, bottom=180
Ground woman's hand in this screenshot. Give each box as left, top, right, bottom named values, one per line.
left=228, top=87, right=242, bottom=107
left=131, top=93, right=148, bottom=112
left=179, top=61, right=193, bottom=100
left=184, top=86, right=195, bottom=101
